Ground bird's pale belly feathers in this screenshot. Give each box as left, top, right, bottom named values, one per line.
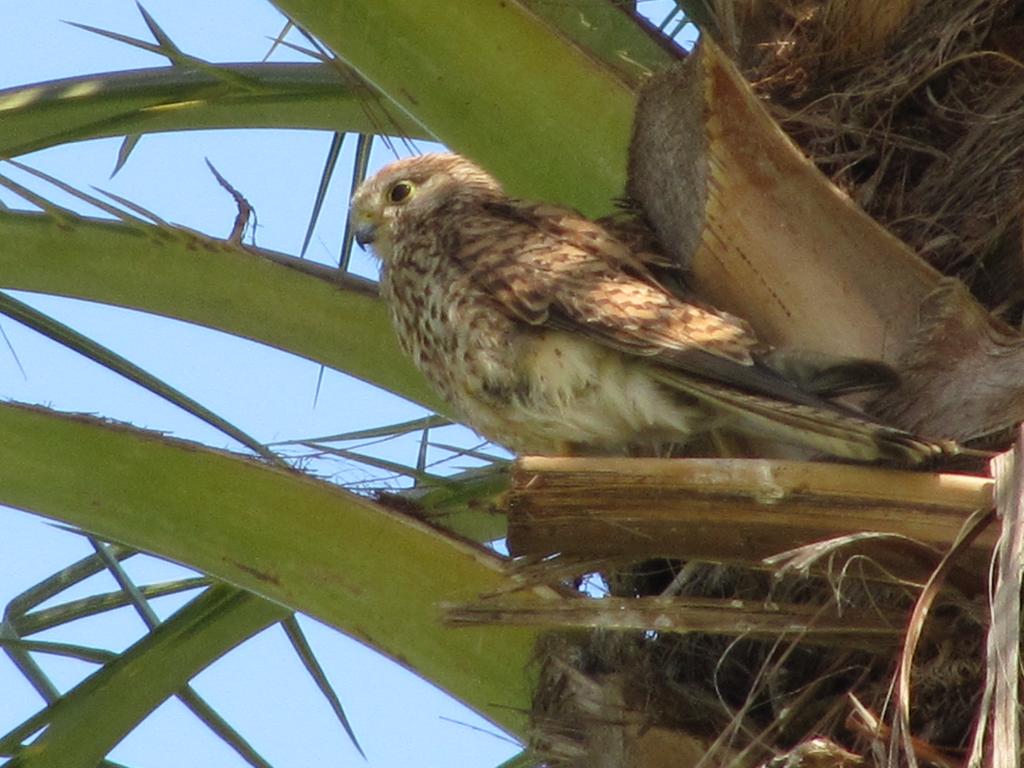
left=384, top=264, right=706, bottom=453
left=467, top=329, right=711, bottom=454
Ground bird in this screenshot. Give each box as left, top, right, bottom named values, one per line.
left=349, top=152, right=956, bottom=465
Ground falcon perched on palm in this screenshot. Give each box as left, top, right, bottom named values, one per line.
left=350, top=152, right=955, bottom=464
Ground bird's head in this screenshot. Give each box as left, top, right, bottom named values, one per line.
left=349, top=153, right=503, bottom=261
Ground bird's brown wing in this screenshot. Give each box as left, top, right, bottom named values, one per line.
left=468, top=200, right=844, bottom=408
left=460, top=200, right=957, bottom=464
left=473, top=201, right=759, bottom=360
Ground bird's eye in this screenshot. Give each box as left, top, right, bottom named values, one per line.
left=388, top=181, right=414, bottom=204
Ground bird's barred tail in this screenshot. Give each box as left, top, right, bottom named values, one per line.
left=650, top=369, right=964, bottom=466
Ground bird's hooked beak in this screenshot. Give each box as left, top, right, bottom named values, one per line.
left=353, top=219, right=377, bottom=247
left=351, top=208, right=378, bottom=247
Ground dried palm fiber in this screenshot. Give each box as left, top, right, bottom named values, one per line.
left=526, top=555, right=988, bottom=767
left=748, top=0, right=1024, bottom=316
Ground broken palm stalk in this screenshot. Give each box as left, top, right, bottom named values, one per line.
left=447, top=593, right=904, bottom=652
left=627, top=37, right=1024, bottom=442
left=506, top=457, right=995, bottom=580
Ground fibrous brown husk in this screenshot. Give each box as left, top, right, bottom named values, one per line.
left=748, top=0, right=1024, bottom=317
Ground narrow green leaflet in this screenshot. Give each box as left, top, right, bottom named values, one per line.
left=0, top=63, right=426, bottom=159
left=4, top=585, right=284, bottom=768
left=0, top=290, right=280, bottom=462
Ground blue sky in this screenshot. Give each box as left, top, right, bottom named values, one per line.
left=0, top=2, right=684, bottom=766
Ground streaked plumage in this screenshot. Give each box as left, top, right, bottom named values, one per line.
left=350, top=152, right=953, bottom=464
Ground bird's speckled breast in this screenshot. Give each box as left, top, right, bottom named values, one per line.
left=381, top=248, right=705, bottom=454
left=380, top=245, right=527, bottom=436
